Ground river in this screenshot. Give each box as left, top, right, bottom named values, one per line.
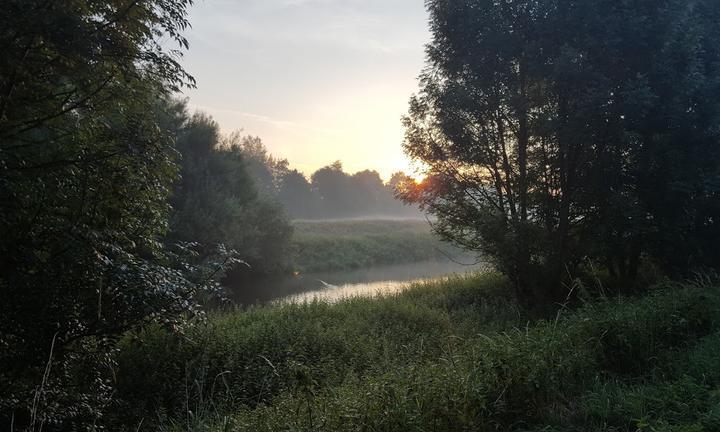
left=225, top=259, right=487, bottom=305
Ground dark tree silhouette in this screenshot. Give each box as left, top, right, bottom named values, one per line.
left=0, top=0, right=226, bottom=428
left=402, top=0, right=720, bottom=302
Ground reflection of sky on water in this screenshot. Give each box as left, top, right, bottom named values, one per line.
left=226, top=259, right=487, bottom=305
left=279, top=278, right=428, bottom=304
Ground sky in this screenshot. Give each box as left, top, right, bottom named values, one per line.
left=179, top=0, right=430, bottom=181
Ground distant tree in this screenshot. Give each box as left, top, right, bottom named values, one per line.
left=278, top=169, right=319, bottom=219
left=222, top=133, right=290, bottom=198
left=385, top=172, right=422, bottom=218
left=172, top=114, right=294, bottom=274
left=222, top=135, right=424, bottom=220
left=350, top=170, right=385, bottom=213
left=387, top=172, right=415, bottom=193
left=311, top=161, right=355, bottom=217
left=403, top=0, right=720, bottom=302
left=298, top=163, right=422, bottom=219
left=180, top=112, right=221, bottom=157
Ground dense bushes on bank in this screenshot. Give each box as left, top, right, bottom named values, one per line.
left=112, top=273, right=720, bottom=431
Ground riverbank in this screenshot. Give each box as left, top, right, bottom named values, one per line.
left=291, top=219, right=462, bottom=272
left=113, top=273, right=720, bottom=431
left=225, top=259, right=485, bottom=305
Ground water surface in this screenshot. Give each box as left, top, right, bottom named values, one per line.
left=226, top=259, right=486, bottom=305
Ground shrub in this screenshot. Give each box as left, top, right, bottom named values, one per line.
left=113, top=276, right=720, bottom=431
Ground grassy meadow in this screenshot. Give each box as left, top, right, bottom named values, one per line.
left=113, top=272, right=720, bottom=431
left=290, top=219, right=459, bottom=272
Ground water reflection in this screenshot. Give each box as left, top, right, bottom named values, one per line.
left=225, top=259, right=486, bottom=305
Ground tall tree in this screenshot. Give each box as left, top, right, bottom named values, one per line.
left=403, top=0, right=561, bottom=300
left=0, top=1, right=209, bottom=429
left=403, top=0, right=720, bottom=302
left=171, top=113, right=294, bottom=274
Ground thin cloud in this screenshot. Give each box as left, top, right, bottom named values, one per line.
left=188, top=104, right=341, bottom=136
left=187, top=0, right=423, bottom=55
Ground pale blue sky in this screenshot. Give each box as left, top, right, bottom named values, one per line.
left=180, top=0, right=430, bottom=180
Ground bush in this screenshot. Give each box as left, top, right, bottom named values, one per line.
left=112, top=276, right=720, bottom=431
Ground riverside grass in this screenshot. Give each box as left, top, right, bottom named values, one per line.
left=114, top=273, right=720, bottom=431
left=290, top=219, right=459, bottom=272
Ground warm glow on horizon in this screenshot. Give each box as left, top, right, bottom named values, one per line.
left=180, top=0, right=430, bottom=181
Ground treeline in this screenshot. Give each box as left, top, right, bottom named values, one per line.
left=233, top=135, right=420, bottom=220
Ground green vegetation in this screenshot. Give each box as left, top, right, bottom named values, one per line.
left=403, top=0, right=720, bottom=301
left=170, top=110, right=294, bottom=274
left=3, top=0, right=720, bottom=430
left=113, top=273, right=720, bottom=431
left=0, top=1, right=211, bottom=428
left=291, top=219, right=457, bottom=272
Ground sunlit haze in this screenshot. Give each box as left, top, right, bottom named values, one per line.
left=180, top=0, right=430, bottom=180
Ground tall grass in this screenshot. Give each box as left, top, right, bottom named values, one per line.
left=112, top=274, right=720, bottom=431
left=291, top=220, right=464, bottom=272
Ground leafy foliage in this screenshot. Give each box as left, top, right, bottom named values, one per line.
left=401, top=0, right=720, bottom=301
left=0, top=1, right=232, bottom=429
left=169, top=110, right=294, bottom=274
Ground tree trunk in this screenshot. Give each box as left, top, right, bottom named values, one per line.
left=551, top=94, right=573, bottom=301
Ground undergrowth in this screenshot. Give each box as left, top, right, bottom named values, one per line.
left=112, top=273, right=720, bottom=431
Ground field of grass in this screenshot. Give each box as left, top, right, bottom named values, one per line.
left=113, top=272, right=720, bottom=431
left=291, top=219, right=460, bottom=272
